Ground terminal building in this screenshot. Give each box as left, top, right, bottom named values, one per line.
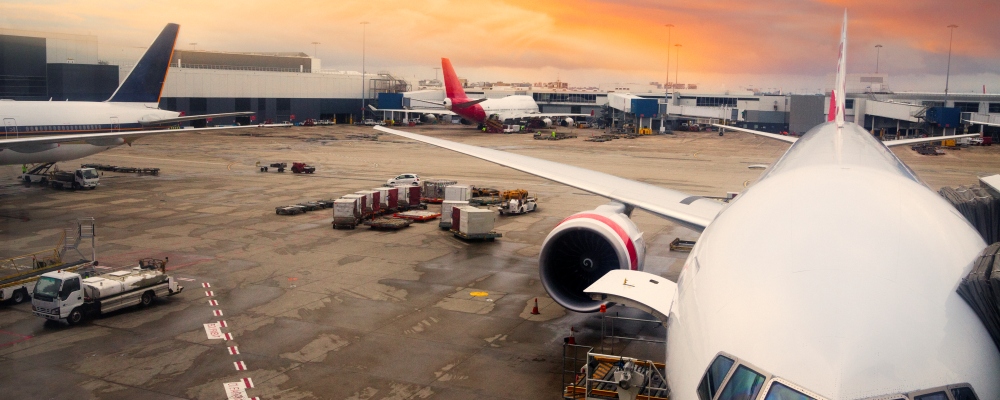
left=1, top=27, right=998, bottom=139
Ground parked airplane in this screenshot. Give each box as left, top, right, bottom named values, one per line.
left=0, top=23, right=257, bottom=166
left=373, top=58, right=589, bottom=128
left=375, top=12, right=997, bottom=399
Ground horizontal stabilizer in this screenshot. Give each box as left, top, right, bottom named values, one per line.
left=712, top=124, right=797, bottom=144
left=453, top=98, right=487, bottom=109
left=584, top=270, right=676, bottom=323
left=139, top=111, right=256, bottom=126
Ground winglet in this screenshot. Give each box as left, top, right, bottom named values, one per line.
left=830, top=11, right=848, bottom=128
left=108, top=23, right=179, bottom=103
left=441, top=58, right=469, bottom=101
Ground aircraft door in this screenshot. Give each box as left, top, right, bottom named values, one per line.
left=3, top=118, right=16, bottom=138
left=110, top=117, right=120, bottom=132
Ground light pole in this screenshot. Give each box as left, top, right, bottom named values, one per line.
left=433, top=67, right=441, bottom=81
left=664, top=24, right=674, bottom=92
left=874, top=44, right=882, bottom=73
left=311, top=41, right=320, bottom=58
left=944, top=24, right=958, bottom=103
left=190, top=42, right=197, bottom=51
left=360, top=22, right=369, bottom=121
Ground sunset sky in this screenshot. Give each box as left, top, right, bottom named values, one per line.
left=2, top=0, right=998, bottom=93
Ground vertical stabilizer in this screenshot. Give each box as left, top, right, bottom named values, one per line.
left=441, top=58, right=469, bottom=101
left=831, top=11, right=848, bottom=128
left=108, top=23, right=179, bottom=103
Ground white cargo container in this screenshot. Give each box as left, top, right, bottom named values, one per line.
left=341, top=194, right=368, bottom=216
left=333, top=198, right=361, bottom=229
left=445, top=185, right=471, bottom=202
left=458, top=207, right=496, bottom=235
left=440, top=200, right=468, bottom=229
left=372, top=187, right=391, bottom=209
left=354, top=191, right=376, bottom=214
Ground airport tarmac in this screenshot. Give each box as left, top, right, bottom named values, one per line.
left=1, top=124, right=998, bottom=399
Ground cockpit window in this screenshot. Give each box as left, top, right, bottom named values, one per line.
left=697, top=355, right=735, bottom=400
left=717, top=365, right=766, bottom=400
left=82, top=169, right=98, bottom=179
left=914, top=392, right=947, bottom=400
left=950, top=387, right=977, bottom=400
left=764, top=382, right=816, bottom=400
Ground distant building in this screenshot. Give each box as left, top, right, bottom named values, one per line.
left=0, top=28, right=117, bottom=101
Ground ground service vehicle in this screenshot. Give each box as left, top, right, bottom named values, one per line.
left=22, top=167, right=99, bottom=190
left=31, top=258, right=183, bottom=325
left=387, top=173, right=420, bottom=186
left=291, top=162, right=316, bottom=174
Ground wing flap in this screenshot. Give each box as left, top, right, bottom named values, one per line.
left=584, top=270, right=676, bottom=323
left=374, top=126, right=723, bottom=230
left=0, top=124, right=283, bottom=148
left=139, top=111, right=257, bottom=126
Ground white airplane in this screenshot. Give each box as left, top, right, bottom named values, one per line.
left=0, top=23, right=257, bottom=166
left=373, top=58, right=589, bottom=128
left=375, top=12, right=997, bottom=400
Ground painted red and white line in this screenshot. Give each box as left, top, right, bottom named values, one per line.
left=224, top=332, right=234, bottom=341
left=202, top=282, right=211, bottom=288
left=214, top=309, right=224, bottom=317
left=234, top=361, right=247, bottom=371
left=218, top=320, right=228, bottom=328
left=223, top=378, right=258, bottom=400
left=205, top=291, right=214, bottom=297
left=228, top=346, right=240, bottom=355
left=209, top=300, right=218, bottom=306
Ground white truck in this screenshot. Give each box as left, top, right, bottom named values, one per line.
left=22, top=167, right=99, bottom=190
left=1, top=259, right=93, bottom=305
left=31, top=258, right=183, bottom=325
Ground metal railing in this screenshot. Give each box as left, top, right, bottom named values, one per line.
left=169, top=63, right=304, bottom=73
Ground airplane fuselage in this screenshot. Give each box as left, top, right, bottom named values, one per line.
left=666, top=121, right=1000, bottom=398
left=449, top=95, right=540, bottom=124
left=0, top=100, right=179, bottom=165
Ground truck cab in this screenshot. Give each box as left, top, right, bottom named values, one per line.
left=30, top=270, right=88, bottom=324
left=73, top=168, right=100, bottom=189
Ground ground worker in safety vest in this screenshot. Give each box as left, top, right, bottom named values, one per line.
left=21, top=164, right=27, bottom=175
left=551, top=131, right=556, bottom=138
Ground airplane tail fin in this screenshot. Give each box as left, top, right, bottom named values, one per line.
left=829, top=11, right=847, bottom=127
left=441, top=58, right=469, bottom=100
left=108, top=23, right=179, bottom=103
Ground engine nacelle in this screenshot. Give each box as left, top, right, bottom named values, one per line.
left=539, top=203, right=645, bottom=312
left=561, top=117, right=575, bottom=127
left=422, top=114, right=437, bottom=123
left=443, top=98, right=453, bottom=110
left=541, top=118, right=553, bottom=127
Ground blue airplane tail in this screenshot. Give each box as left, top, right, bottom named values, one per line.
left=108, top=23, right=179, bottom=103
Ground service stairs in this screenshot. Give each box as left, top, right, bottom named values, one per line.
left=484, top=117, right=505, bottom=133
left=60, top=217, right=96, bottom=263
left=563, top=349, right=669, bottom=400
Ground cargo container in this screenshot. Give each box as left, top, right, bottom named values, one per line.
left=453, top=206, right=501, bottom=241
left=440, top=200, right=468, bottom=229
left=407, top=186, right=422, bottom=208
left=355, top=190, right=378, bottom=215
left=445, top=185, right=471, bottom=202
left=341, top=194, right=369, bottom=218
left=372, top=187, right=391, bottom=211
left=333, top=198, right=361, bottom=229
left=386, top=187, right=400, bottom=211
left=422, top=179, right=457, bottom=202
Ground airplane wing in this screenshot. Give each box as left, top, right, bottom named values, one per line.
left=965, top=119, right=1000, bottom=128
left=712, top=124, right=798, bottom=144
left=139, top=111, right=257, bottom=126
left=714, top=124, right=980, bottom=148
left=374, top=126, right=724, bottom=230
left=526, top=113, right=592, bottom=118
left=369, top=106, right=455, bottom=115
left=880, top=133, right=981, bottom=148
left=0, top=124, right=285, bottom=148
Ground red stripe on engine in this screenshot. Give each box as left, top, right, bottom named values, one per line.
left=558, top=213, right=638, bottom=270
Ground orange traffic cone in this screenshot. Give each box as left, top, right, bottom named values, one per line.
left=567, top=327, right=576, bottom=345
left=600, top=303, right=607, bottom=313
left=531, top=298, right=540, bottom=315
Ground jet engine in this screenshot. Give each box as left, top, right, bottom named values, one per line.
left=539, top=203, right=645, bottom=312
left=561, top=117, right=575, bottom=127
left=541, top=118, right=553, bottom=127
left=421, top=114, right=437, bottom=123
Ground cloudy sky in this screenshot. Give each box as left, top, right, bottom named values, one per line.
left=2, top=0, right=997, bottom=93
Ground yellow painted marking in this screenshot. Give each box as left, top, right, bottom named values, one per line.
left=743, top=180, right=750, bottom=188
left=227, top=162, right=234, bottom=171
left=470, top=291, right=489, bottom=297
